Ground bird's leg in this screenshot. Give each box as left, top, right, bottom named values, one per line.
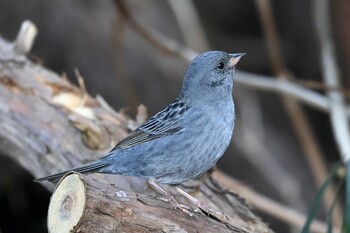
left=147, top=180, right=194, bottom=217
left=176, top=187, right=230, bottom=223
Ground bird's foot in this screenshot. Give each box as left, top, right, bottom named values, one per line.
left=176, top=187, right=230, bottom=224
left=166, top=193, right=195, bottom=217
left=196, top=201, right=229, bottom=222
left=148, top=180, right=195, bottom=217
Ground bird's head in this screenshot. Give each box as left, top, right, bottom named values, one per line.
left=180, top=51, right=245, bottom=102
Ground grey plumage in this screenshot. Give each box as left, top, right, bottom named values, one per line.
left=35, top=51, right=245, bottom=184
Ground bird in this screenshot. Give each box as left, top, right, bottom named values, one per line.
left=36, top=51, right=245, bottom=214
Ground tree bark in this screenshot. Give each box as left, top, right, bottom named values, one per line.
left=0, top=37, right=272, bottom=233
left=48, top=172, right=236, bottom=233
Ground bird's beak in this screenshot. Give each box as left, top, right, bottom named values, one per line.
left=228, top=53, right=246, bottom=67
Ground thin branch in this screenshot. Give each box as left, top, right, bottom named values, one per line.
left=114, top=0, right=197, bottom=61
left=255, top=0, right=286, bottom=74
left=235, top=72, right=350, bottom=116
left=313, top=0, right=350, bottom=228
left=289, top=78, right=350, bottom=98
left=313, top=0, right=350, bottom=163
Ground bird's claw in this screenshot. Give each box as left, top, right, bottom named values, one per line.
left=197, top=202, right=230, bottom=223
left=166, top=193, right=196, bottom=217
left=176, top=187, right=230, bottom=223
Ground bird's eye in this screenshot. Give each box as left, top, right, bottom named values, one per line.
left=217, top=62, right=224, bottom=69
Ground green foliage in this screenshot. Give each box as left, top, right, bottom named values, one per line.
left=301, top=161, right=342, bottom=233
left=344, top=161, right=350, bottom=233
left=326, top=179, right=344, bottom=233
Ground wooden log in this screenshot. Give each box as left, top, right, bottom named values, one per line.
left=48, top=173, right=235, bottom=233
left=0, top=34, right=272, bottom=233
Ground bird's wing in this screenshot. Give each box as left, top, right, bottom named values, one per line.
left=110, top=98, right=188, bottom=151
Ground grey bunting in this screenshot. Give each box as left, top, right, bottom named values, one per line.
left=36, top=51, right=245, bottom=214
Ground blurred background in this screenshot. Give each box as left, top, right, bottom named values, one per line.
left=0, top=0, right=348, bottom=232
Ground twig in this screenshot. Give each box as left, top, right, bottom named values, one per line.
left=313, top=0, right=350, bottom=228
left=255, top=0, right=285, bottom=75
left=213, top=170, right=341, bottom=233
left=235, top=72, right=350, bottom=115
left=114, top=0, right=197, bottom=61
left=289, top=78, right=350, bottom=98
left=313, top=0, right=350, bottom=163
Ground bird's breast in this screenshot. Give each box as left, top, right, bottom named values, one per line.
left=182, top=100, right=235, bottom=175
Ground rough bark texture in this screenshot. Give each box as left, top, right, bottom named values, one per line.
left=0, top=37, right=272, bottom=233
left=48, top=173, right=240, bottom=233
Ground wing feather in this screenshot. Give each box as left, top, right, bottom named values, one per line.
left=110, top=98, right=188, bottom=151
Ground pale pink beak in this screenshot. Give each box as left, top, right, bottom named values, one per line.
left=228, top=53, right=246, bottom=67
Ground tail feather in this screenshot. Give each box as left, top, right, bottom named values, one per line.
left=34, top=160, right=108, bottom=182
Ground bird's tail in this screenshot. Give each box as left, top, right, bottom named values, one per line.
left=34, top=160, right=109, bottom=182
